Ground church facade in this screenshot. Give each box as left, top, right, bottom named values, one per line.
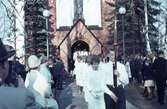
left=24, top=0, right=144, bottom=70
left=49, top=0, right=116, bottom=70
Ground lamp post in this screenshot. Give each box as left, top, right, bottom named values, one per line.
left=119, top=6, right=126, bottom=62
left=43, top=9, right=51, bottom=59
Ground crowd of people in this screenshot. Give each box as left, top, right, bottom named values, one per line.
left=127, top=52, right=167, bottom=105
left=0, top=39, right=66, bottom=109
left=72, top=50, right=167, bottom=108
left=0, top=36, right=167, bottom=109
left=72, top=50, right=129, bottom=109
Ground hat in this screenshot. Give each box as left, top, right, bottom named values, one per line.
left=157, top=50, right=164, bottom=55
left=0, top=39, right=15, bottom=61
left=28, top=55, right=41, bottom=69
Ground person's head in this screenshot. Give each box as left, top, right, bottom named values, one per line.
left=5, top=45, right=16, bottom=61
left=48, top=57, right=53, bottom=66
left=40, top=54, right=48, bottom=64
left=157, top=50, right=165, bottom=58
left=81, top=56, right=86, bottom=63
left=117, top=55, right=123, bottom=63
left=28, top=55, right=41, bottom=69
left=105, top=56, right=110, bottom=63
left=77, top=56, right=82, bottom=62
left=107, top=50, right=115, bottom=62
left=89, top=55, right=100, bottom=70
left=0, top=39, right=15, bottom=82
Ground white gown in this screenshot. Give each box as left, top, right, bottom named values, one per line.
left=100, top=61, right=114, bottom=85
left=82, top=63, right=90, bottom=102
left=125, top=61, right=132, bottom=79
left=73, top=61, right=84, bottom=87
left=86, top=67, right=106, bottom=109
left=117, top=62, right=129, bottom=86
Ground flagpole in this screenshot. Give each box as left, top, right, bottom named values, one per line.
left=113, top=0, right=118, bottom=87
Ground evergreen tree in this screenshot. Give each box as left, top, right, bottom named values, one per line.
left=106, top=0, right=145, bottom=56
left=117, top=0, right=144, bottom=56
left=25, top=0, right=49, bottom=56
left=134, top=0, right=161, bottom=52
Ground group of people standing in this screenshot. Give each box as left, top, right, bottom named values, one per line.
left=148, top=51, right=167, bottom=105
left=73, top=50, right=129, bottom=109
left=128, top=51, right=167, bottom=105
left=0, top=38, right=66, bottom=109
left=25, top=55, right=59, bottom=109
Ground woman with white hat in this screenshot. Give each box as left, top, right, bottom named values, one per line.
left=25, top=55, right=59, bottom=109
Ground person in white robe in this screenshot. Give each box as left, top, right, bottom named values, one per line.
left=25, top=55, right=59, bottom=109
left=85, top=55, right=118, bottom=109
left=116, top=61, right=129, bottom=86
left=73, top=56, right=81, bottom=86
left=73, top=51, right=80, bottom=61
left=125, top=60, right=132, bottom=83
left=73, top=56, right=84, bottom=93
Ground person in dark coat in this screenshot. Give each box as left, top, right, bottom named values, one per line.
left=134, top=55, right=143, bottom=84
left=0, top=39, right=40, bottom=109
left=52, top=58, right=65, bottom=90
left=142, top=55, right=155, bottom=100
left=3, top=45, right=18, bottom=87
left=129, top=56, right=136, bottom=84
left=153, top=50, right=167, bottom=105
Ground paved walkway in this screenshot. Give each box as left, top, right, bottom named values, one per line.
left=58, top=83, right=138, bottom=109
left=125, top=85, right=167, bottom=109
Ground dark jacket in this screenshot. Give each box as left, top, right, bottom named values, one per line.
left=5, top=61, right=18, bottom=87
left=142, top=59, right=153, bottom=80
left=153, top=57, right=167, bottom=80
left=52, top=60, right=64, bottom=78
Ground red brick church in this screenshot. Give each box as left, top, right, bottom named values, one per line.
left=25, top=0, right=144, bottom=70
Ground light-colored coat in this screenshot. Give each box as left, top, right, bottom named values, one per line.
left=25, top=70, right=58, bottom=109
left=40, top=63, right=52, bottom=95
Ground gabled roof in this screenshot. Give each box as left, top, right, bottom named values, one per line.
left=57, top=19, right=103, bottom=48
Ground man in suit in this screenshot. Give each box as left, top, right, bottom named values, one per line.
left=0, top=38, right=40, bottom=109
left=153, top=50, right=167, bottom=105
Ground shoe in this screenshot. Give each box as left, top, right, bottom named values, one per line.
left=143, top=92, right=148, bottom=97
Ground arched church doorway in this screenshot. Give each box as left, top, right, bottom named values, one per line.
left=69, top=40, right=89, bottom=72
